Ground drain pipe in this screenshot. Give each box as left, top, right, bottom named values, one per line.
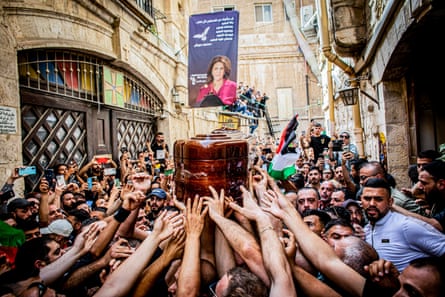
left=317, top=0, right=364, bottom=157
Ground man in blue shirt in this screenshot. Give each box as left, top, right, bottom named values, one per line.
left=361, top=177, right=445, bottom=272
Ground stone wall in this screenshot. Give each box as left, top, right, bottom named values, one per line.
left=0, top=19, right=24, bottom=195
left=0, top=0, right=192, bottom=189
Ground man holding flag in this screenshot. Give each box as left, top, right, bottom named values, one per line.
left=268, top=114, right=301, bottom=180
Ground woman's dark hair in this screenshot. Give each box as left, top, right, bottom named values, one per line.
left=206, top=55, right=232, bottom=83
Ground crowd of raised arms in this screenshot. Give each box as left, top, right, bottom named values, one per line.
left=1, top=124, right=445, bottom=297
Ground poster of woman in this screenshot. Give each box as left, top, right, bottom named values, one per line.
left=188, top=11, right=239, bottom=108
left=195, top=55, right=237, bottom=107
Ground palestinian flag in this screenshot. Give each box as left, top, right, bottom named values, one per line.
left=268, top=114, right=300, bottom=180
left=0, top=220, right=25, bottom=270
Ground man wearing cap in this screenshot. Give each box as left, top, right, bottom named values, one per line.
left=146, top=188, right=168, bottom=230
left=7, top=198, right=33, bottom=227
left=343, top=198, right=366, bottom=239
left=40, top=219, right=73, bottom=248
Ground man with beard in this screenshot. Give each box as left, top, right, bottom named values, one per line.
left=7, top=198, right=33, bottom=227
left=145, top=188, right=167, bottom=230
left=358, top=161, right=425, bottom=215
left=305, top=166, right=322, bottom=190
left=79, top=158, right=103, bottom=180
left=318, top=180, right=337, bottom=209
left=392, top=159, right=445, bottom=232
left=150, top=132, right=169, bottom=174
left=60, top=190, right=77, bottom=212
left=361, top=177, right=445, bottom=272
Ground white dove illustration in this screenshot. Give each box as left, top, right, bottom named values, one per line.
left=193, top=26, right=210, bottom=41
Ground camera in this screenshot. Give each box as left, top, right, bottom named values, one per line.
left=332, top=139, right=344, bottom=152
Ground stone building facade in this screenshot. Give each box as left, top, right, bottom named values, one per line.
left=0, top=0, right=324, bottom=194
left=0, top=0, right=197, bottom=194
left=321, top=0, right=445, bottom=187
left=191, top=0, right=323, bottom=127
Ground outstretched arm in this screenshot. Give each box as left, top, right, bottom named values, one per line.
left=260, top=180, right=366, bottom=297
left=282, top=229, right=341, bottom=297
left=132, top=231, right=185, bottom=297
left=60, top=238, right=134, bottom=291
left=94, top=211, right=183, bottom=297
left=40, top=222, right=100, bottom=284
left=203, top=187, right=270, bottom=287
left=230, top=186, right=296, bottom=297
left=176, top=197, right=207, bottom=297
left=391, top=204, right=442, bottom=232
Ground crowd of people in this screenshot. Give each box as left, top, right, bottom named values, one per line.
left=1, top=122, right=445, bottom=297
left=224, top=83, right=270, bottom=136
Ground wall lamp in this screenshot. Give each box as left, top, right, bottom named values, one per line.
left=337, top=86, right=380, bottom=108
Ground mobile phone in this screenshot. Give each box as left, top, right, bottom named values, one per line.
left=144, top=156, right=149, bottom=162
left=343, top=145, right=350, bottom=153
left=44, top=169, right=55, bottom=189
left=87, top=177, right=93, bottom=190
left=56, top=175, right=66, bottom=187
left=114, top=178, right=121, bottom=189
left=103, top=168, right=116, bottom=176
left=17, top=166, right=36, bottom=176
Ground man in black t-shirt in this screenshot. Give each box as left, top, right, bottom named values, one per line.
left=306, top=122, right=330, bottom=161
left=150, top=132, right=169, bottom=174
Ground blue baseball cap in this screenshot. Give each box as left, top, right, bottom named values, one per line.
left=147, top=188, right=167, bottom=200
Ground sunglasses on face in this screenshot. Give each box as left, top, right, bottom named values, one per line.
left=340, top=135, right=350, bottom=139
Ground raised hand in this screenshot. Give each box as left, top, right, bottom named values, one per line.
left=364, top=259, right=400, bottom=290
left=120, top=190, right=145, bottom=211
left=202, top=186, right=226, bottom=219
left=152, top=210, right=184, bottom=242
left=172, top=193, right=186, bottom=213
left=162, top=229, right=186, bottom=261
left=184, top=196, right=208, bottom=237
left=72, top=222, right=100, bottom=255
left=108, top=238, right=135, bottom=260
left=39, top=177, right=50, bottom=194
left=229, top=186, right=264, bottom=221
left=280, top=229, right=297, bottom=261
left=261, top=190, right=288, bottom=220
left=130, top=173, right=151, bottom=193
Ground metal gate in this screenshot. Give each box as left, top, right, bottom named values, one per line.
left=18, top=49, right=163, bottom=192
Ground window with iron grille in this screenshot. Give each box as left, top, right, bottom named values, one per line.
left=18, top=49, right=163, bottom=116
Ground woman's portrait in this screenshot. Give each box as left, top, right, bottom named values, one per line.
left=195, top=55, right=237, bottom=107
